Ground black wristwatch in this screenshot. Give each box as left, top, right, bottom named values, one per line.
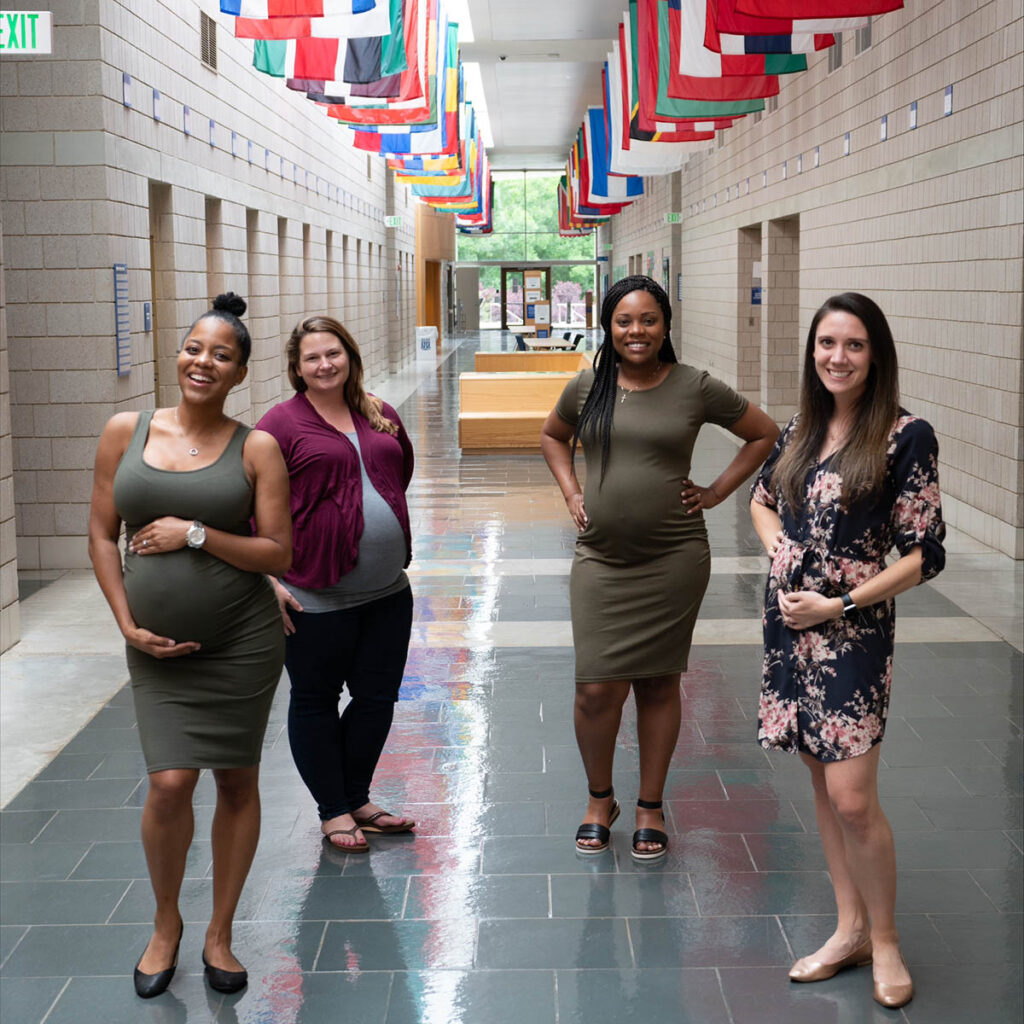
left=840, top=593, right=857, bottom=616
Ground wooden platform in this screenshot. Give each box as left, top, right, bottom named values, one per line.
left=473, top=351, right=591, bottom=372
left=458, top=369, right=581, bottom=450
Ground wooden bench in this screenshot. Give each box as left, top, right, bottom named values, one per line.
left=458, top=370, right=582, bottom=452
left=473, top=351, right=591, bottom=372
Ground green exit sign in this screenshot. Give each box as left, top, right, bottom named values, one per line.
left=384, top=215, right=403, bottom=228
left=664, top=212, right=682, bottom=224
left=0, top=11, right=52, bottom=53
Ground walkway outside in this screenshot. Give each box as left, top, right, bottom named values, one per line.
left=1, top=332, right=1021, bottom=1023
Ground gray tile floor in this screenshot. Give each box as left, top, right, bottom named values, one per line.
left=1, top=332, right=1022, bottom=1023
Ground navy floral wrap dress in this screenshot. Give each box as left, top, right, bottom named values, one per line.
left=751, top=412, right=946, bottom=762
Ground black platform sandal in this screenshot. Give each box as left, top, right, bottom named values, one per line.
left=631, top=798, right=668, bottom=862
left=575, top=786, right=621, bottom=854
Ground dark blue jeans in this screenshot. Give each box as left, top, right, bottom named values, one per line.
left=284, top=586, right=413, bottom=821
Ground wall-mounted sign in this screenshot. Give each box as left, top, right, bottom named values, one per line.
left=664, top=212, right=682, bottom=224
left=0, top=11, right=52, bottom=53
left=384, top=215, right=403, bottom=228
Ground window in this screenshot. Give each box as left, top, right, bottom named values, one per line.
left=366, top=154, right=372, bottom=181
left=200, top=12, right=217, bottom=72
left=855, top=17, right=873, bottom=55
left=828, top=33, right=844, bottom=74
left=766, top=94, right=779, bottom=114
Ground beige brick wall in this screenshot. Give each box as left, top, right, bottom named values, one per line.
left=607, top=0, right=1023, bottom=557
left=1, top=0, right=418, bottom=573
left=0, top=225, right=20, bottom=653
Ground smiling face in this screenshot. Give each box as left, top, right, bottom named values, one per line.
left=177, top=316, right=247, bottom=403
left=296, top=330, right=351, bottom=397
left=813, top=310, right=872, bottom=406
left=609, top=289, right=665, bottom=371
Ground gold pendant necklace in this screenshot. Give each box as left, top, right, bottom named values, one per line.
left=618, top=363, right=662, bottom=404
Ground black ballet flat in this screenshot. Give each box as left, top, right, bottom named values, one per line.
left=133, top=922, right=183, bottom=999
left=202, top=950, right=248, bottom=994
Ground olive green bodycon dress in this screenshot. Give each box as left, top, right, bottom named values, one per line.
left=555, top=364, right=747, bottom=683
left=113, top=411, right=285, bottom=772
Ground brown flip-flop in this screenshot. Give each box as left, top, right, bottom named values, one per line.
left=322, top=825, right=370, bottom=853
left=353, top=810, right=416, bottom=834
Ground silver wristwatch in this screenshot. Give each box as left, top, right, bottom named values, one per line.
left=186, top=520, right=207, bottom=549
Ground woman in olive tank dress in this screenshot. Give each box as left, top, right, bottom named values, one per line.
left=541, top=276, right=778, bottom=861
left=89, top=294, right=291, bottom=999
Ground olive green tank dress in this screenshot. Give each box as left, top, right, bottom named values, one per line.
left=555, top=364, right=748, bottom=683
left=113, top=411, right=285, bottom=772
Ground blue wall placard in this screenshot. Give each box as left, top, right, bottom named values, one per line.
left=751, top=286, right=762, bottom=305
left=113, top=263, right=131, bottom=375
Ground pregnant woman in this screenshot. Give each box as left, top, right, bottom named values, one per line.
left=750, top=292, right=945, bottom=1009
left=89, top=293, right=291, bottom=998
left=541, top=275, right=777, bottom=860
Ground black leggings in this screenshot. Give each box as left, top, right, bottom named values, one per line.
left=284, top=586, right=413, bottom=821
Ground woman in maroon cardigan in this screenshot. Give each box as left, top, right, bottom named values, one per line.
left=257, top=316, right=416, bottom=852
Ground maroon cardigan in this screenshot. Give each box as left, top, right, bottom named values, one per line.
left=256, top=392, right=414, bottom=589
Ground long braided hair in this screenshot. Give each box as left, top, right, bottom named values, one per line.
left=571, top=275, right=678, bottom=484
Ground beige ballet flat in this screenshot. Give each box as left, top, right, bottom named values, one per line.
left=873, top=978, right=914, bottom=1008
left=788, top=938, right=873, bottom=982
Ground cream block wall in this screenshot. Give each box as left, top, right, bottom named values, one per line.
left=0, top=226, right=19, bottom=652
left=607, top=0, right=1023, bottom=557
left=1, top=0, right=418, bottom=575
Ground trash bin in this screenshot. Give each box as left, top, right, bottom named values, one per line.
left=416, top=325, right=438, bottom=361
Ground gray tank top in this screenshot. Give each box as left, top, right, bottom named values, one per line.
left=284, top=430, right=408, bottom=612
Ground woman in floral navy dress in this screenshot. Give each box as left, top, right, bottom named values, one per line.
left=750, top=293, right=945, bottom=1010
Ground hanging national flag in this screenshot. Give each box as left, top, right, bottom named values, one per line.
left=711, top=0, right=868, bottom=36
left=640, top=0, right=780, bottom=104
left=326, top=0, right=432, bottom=124
left=732, top=0, right=902, bottom=16
left=233, top=3, right=393, bottom=39
left=603, top=51, right=712, bottom=176
left=674, top=0, right=806, bottom=76
left=630, top=0, right=766, bottom=129
left=221, top=1, right=375, bottom=16
left=618, top=21, right=736, bottom=143
left=580, top=107, right=645, bottom=204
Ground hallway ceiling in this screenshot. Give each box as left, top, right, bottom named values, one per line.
left=459, top=0, right=627, bottom=170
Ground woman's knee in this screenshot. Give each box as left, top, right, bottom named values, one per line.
left=575, top=683, right=629, bottom=719
left=211, top=767, right=260, bottom=811
left=145, top=769, right=199, bottom=812
left=828, top=787, right=879, bottom=835
left=632, top=675, right=680, bottom=708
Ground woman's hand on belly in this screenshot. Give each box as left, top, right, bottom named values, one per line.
left=777, top=590, right=843, bottom=631
left=128, top=516, right=190, bottom=555
left=124, top=622, right=201, bottom=659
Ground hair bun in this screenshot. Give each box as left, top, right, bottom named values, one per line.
left=212, top=292, right=247, bottom=318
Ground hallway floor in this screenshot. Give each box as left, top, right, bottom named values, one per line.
left=1, top=333, right=1021, bottom=1023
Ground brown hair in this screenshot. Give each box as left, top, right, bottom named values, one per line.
left=772, top=292, right=900, bottom=510
left=285, top=315, right=398, bottom=435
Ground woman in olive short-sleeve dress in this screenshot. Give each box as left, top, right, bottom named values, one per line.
left=542, top=276, right=778, bottom=861
left=750, top=292, right=945, bottom=1010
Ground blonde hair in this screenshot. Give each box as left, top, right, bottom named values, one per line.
left=285, top=315, right=398, bottom=435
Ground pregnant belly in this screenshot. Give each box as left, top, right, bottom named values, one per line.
left=582, top=484, right=702, bottom=557
left=123, top=548, right=273, bottom=648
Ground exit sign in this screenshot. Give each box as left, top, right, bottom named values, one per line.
left=0, top=11, right=52, bottom=53
left=384, top=215, right=403, bottom=228
left=664, top=212, right=682, bottom=224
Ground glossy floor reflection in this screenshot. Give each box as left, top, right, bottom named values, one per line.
left=1, top=332, right=1022, bottom=1024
